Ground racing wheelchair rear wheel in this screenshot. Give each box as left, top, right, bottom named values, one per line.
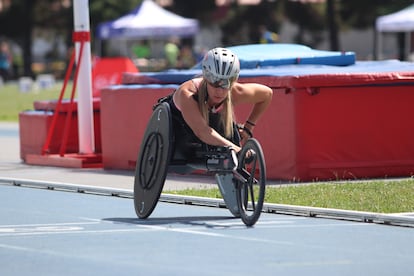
left=134, top=103, right=173, bottom=219
left=235, top=138, right=266, bottom=226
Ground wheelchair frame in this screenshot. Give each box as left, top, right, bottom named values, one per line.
left=133, top=102, right=266, bottom=226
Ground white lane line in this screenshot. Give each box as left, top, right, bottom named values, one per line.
left=255, top=222, right=372, bottom=229
left=0, top=243, right=53, bottom=253
left=78, top=217, right=103, bottom=222
left=0, top=226, right=84, bottom=233
left=0, top=218, right=370, bottom=241
left=0, top=222, right=99, bottom=235
left=0, top=221, right=99, bottom=228
left=0, top=227, right=160, bottom=237
left=206, top=220, right=295, bottom=227
left=137, top=224, right=294, bottom=245
left=268, top=259, right=353, bottom=268
left=0, top=219, right=288, bottom=245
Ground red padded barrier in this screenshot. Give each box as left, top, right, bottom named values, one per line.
left=100, top=73, right=414, bottom=181
left=19, top=110, right=101, bottom=160
left=292, top=85, right=414, bottom=180
left=100, top=87, right=175, bottom=170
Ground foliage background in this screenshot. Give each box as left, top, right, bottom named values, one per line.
left=0, top=0, right=413, bottom=77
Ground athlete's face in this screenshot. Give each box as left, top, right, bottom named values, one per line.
left=207, top=81, right=230, bottom=105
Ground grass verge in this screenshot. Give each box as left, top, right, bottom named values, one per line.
left=0, top=82, right=71, bottom=121
left=168, top=179, right=414, bottom=213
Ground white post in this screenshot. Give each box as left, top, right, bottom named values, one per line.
left=73, top=0, right=95, bottom=154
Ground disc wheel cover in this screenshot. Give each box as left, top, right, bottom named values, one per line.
left=134, top=103, right=172, bottom=219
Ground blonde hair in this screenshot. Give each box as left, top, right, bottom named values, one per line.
left=197, top=79, right=235, bottom=138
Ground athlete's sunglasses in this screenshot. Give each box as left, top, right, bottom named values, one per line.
left=207, top=78, right=233, bottom=89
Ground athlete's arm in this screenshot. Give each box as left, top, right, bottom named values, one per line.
left=232, top=82, right=273, bottom=141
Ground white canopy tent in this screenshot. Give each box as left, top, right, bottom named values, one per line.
left=95, top=0, right=199, bottom=57
left=96, top=0, right=198, bottom=40
left=375, top=4, right=414, bottom=60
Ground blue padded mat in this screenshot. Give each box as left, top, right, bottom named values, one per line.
left=240, top=60, right=414, bottom=77
left=125, top=59, right=414, bottom=85
left=201, top=44, right=356, bottom=68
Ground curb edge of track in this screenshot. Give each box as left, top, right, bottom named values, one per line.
left=1, top=177, right=413, bottom=228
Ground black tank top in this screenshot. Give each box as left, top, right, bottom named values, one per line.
left=168, top=92, right=226, bottom=139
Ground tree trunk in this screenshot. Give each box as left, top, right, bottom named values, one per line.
left=22, top=0, right=34, bottom=77
left=326, top=0, right=339, bottom=51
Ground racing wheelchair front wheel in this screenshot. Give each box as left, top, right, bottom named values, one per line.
left=235, top=138, right=266, bottom=226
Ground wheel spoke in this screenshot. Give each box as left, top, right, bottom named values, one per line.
left=249, top=184, right=256, bottom=210
left=235, top=138, right=266, bottom=226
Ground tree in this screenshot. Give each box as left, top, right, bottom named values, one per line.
left=0, top=0, right=142, bottom=78
left=0, top=0, right=35, bottom=76
left=1, top=0, right=413, bottom=79
left=284, top=1, right=325, bottom=47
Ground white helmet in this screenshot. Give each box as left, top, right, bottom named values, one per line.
left=202, top=47, right=240, bottom=89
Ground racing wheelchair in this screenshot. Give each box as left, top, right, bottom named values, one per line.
left=133, top=102, right=266, bottom=226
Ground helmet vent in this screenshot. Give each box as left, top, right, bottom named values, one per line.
left=221, top=61, right=227, bottom=75
left=226, top=62, right=234, bottom=76
left=214, top=59, right=220, bottom=74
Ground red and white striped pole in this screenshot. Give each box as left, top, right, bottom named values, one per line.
left=73, top=0, right=95, bottom=154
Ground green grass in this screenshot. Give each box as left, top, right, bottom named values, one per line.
left=168, top=180, right=414, bottom=213
left=267, top=180, right=414, bottom=213
left=0, top=82, right=72, bottom=121
left=2, top=81, right=413, bottom=214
